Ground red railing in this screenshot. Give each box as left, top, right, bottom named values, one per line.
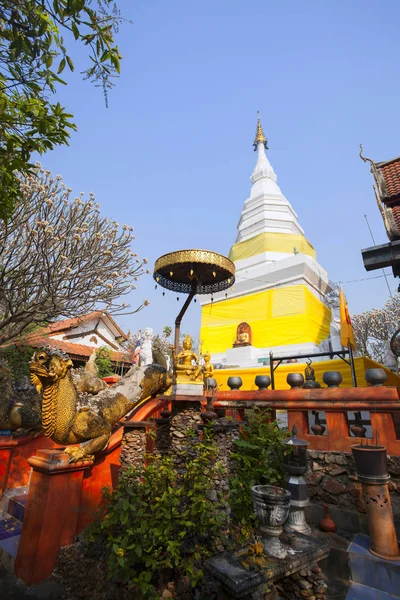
left=213, top=386, right=400, bottom=455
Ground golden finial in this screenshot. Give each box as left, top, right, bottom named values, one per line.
left=253, top=112, right=268, bottom=151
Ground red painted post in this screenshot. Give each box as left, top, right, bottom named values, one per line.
left=370, top=412, right=400, bottom=455
left=76, top=428, right=122, bottom=533
left=14, top=449, right=92, bottom=585
left=326, top=412, right=350, bottom=451
left=287, top=411, right=308, bottom=437
left=0, top=433, right=57, bottom=493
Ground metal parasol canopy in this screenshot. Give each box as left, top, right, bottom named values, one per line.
left=153, top=249, right=235, bottom=351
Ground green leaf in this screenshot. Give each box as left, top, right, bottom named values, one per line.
left=57, top=58, right=66, bottom=74
left=71, top=22, right=80, bottom=40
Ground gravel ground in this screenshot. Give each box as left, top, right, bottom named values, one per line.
left=0, top=566, right=64, bottom=600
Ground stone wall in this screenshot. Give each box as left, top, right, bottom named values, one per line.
left=306, top=450, right=400, bottom=519
left=275, top=563, right=327, bottom=600
left=170, top=403, right=203, bottom=474
left=207, top=422, right=239, bottom=529
left=119, top=423, right=151, bottom=472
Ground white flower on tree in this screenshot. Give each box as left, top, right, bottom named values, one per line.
left=352, top=294, right=400, bottom=365
left=0, top=167, right=148, bottom=345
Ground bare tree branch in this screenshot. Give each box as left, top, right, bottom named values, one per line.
left=0, top=166, right=150, bottom=345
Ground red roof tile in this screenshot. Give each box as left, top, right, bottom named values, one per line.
left=41, top=311, right=103, bottom=334
left=25, top=335, right=130, bottom=363
left=375, top=157, right=400, bottom=204
left=36, top=311, right=128, bottom=341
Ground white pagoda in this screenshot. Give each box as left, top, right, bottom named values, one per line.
left=200, top=117, right=340, bottom=367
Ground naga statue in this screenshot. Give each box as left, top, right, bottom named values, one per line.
left=28, top=349, right=171, bottom=462
left=0, top=348, right=172, bottom=463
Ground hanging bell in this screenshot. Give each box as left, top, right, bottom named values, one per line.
left=177, top=297, right=179, bottom=301
left=162, top=292, right=165, bottom=296
left=194, top=298, right=197, bottom=303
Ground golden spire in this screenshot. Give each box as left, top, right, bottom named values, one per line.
left=253, top=112, right=268, bottom=151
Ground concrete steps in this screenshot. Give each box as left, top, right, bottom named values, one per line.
left=345, top=534, right=400, bottom=600
left=346, top=582, right=400, bottom=599
left=0, top=485, right=28, bottom=570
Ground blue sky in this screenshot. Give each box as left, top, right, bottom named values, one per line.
left=42, top=0, right=400, bottom=339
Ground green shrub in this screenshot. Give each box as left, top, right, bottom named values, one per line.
left=95, top=346, right=114, bottom=378
left=0, top=344, right=35, bottom=381
left=229, top=408, right=288, bottom=527
left=87, top=431, right=223, bottom=598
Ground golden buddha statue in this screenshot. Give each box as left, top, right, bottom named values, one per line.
left=233, top=322, right=252, bottom=347
left=203, top=351, right=214, bottom=379
left=173, top=334, right=203, bottom=383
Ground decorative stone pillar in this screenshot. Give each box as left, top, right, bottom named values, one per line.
left=77, top=427, right=123, bottom=533
left=207, top=421, right=239, bottom=528
left=352, top=443, right=400, bottom=560
left=14, top=449, right=92, bottom=585
left=170, top=399, right=202, bottom=473
left=120, top=421, right=152, bottom=472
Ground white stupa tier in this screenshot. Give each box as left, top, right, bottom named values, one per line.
left=200, top=117, right=341, bottom=367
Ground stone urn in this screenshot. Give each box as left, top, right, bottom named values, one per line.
left=252, top=485, right=291, bottom=558
left=287, top=373, right=304, bottom=389
left=204, top=377, right=217, bottom=391
left=255, top=375, right=271, bottom=390
left=227, top=376, right=242, bottom=390
left=365, top=368, right=387, bottom=387
left=322, top=371, right=342, bottom=388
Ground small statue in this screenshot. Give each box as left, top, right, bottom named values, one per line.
left=173, top=334, right=203, bottom=383
left=303, top=359, right=321, bottom=389
left=233, top=322, right=252, bottom=347
left=203, top=351, right=214, bottom=379
left=140, top=327, right=153, bottom=367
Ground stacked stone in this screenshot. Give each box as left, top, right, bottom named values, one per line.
left=170, top=403, right=202, bottom=474
left=208, top=422, right=239, bottom=526
left=119, top=422, right=151, bottom=472
left=275, top=564, right=328, bottom=600
left=307, top=450, right=400, bottom=518
left=154, top=418, right=172, bottom=456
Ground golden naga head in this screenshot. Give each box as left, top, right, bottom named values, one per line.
left=182, top=334, right=193, bottom=350
left=29, top=349, right=73, bottom=384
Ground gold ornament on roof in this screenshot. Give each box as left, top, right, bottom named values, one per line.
left=253, top=113, right=268, bottom=150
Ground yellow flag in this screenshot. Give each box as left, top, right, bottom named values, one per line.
left=339, top=288, right=355, bottom=349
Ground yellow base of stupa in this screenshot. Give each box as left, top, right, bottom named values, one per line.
left=214, top=356, right=400, bottom=390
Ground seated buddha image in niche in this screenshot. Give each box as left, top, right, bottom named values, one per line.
left=233, top=322, right=252, bottom=347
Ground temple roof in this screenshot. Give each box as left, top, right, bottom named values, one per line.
left=374, top=156, right=400, bottom=205
left=39, top=310, right=128, bottom=341
left=24, top=335, right=129, bottom=363
left=360, top=147, right=400, bottom=241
